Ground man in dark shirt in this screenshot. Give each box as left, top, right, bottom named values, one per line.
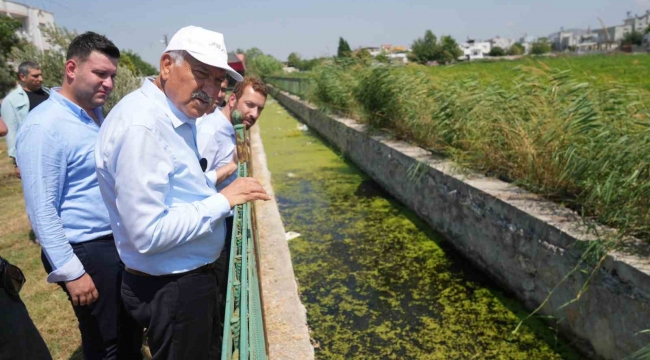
left=26, top=87, right=49, bottom=111
left=1, top=61, right=50, bottom=177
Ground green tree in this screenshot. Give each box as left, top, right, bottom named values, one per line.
left=248, top=53, right=283, bottom=78
left=438, top=35, right=462, bottom=63
left=287, top=52, right=302, bottom=68
left=123, top=50, right=157, bottom=76
left=409, top=30, right=461, bottom=64
left=118, top=54, right=138, bottom=76
left=0, top=16, right=22, bottom=97
left=622, top=30, right=644, bottom=46
left=337, top=37, right=352, bottom=58
left=507, top=43, right=525, bottom=55
left=245, top=47, right=264, bottom=61
left=408, top=30, right=438, bottom=64
left=488, top=46, right=506, bottom=57
left=531, top=38, right=551, bottom=55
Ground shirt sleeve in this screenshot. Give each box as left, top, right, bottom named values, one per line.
left=17, top=124, right=85, bottom=283
left=2, top=98, right=19, bottom=158
left=110, top=125, right=231, bottom=255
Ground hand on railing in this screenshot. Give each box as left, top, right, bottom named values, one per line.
left=221, top=177, right=270, bottom=208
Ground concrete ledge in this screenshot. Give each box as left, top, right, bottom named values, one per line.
left=251, top=123, right=314, bottom=359
left=268, top=85, right=650, bottom=360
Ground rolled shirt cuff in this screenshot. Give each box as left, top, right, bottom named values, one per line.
left=203, top=193, right=232, bottom=222
left=46, top=254, right=85, bottom=283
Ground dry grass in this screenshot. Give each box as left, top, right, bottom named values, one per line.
left=0, top=141, right=82, bottom=360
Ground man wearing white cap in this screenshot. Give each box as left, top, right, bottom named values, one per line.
left=95, top=26, right=270, bottom=359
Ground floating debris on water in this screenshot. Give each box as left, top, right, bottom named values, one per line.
left=285, top=231, right=301, bottom=241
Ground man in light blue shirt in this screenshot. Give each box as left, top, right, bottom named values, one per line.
left=16, top=32, right=142, bottom=360
left=197, top=76, right=268, bottom=323
left=95, top=26, right=270, bottom=359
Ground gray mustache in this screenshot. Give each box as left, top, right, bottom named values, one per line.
left=191, top=91, right=213, bottom=103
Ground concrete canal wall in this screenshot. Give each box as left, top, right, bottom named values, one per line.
left=268, top=85, right=650, bottom=360
left=250, top=123, right=315, bottom=359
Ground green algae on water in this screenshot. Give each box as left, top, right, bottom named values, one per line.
left=259, top=99, right=583, bottom=360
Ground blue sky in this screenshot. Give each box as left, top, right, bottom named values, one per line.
left=20, top=0, right=650, bottom=68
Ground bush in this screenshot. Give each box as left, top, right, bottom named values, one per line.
left=531, top=40, right=551, bottom=55
left=488, top=46, right=506, bottom=57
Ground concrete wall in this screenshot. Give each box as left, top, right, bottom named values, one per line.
left=250, top=123, right=314, bottom=360
left=268, top=86, right=650, bottom=360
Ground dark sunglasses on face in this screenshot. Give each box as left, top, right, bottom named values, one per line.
left=0, top=257, right=26, bottom=297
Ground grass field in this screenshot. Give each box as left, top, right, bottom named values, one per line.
left=0, top=141, right=82, bottom=360
left=427, top=54, right=650, bottom=91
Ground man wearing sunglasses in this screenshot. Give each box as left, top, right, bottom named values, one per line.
left=0, top=256, right=52, bottom=360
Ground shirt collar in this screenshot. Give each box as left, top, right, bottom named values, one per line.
left=49, top=87, right=104, bottom=124
left=140, top=78, right=194, bottom=129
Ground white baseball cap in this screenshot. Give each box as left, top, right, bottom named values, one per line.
left=165, top=26, right=243, bottom=82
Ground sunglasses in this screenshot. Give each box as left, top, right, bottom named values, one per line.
left=0, top=257, right=26, bottom=297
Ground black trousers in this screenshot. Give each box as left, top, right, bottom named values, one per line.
left=121, top=267, right=222, bottom=360
left=0, top=287, right=52, bottom=360
left=42, top=237, right=143, bottom=360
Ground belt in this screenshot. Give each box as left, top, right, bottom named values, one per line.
left=125, top=262, right=215, bottom=278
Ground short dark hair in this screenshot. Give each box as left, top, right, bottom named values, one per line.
left=66, top=31, right=120, bottom=62
left=17, top=61, right=39, bottom=78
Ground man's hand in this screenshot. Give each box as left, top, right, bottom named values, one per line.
left=65, top=273, right=99, bottom=306
left=220, top=177, right=271, bottom=208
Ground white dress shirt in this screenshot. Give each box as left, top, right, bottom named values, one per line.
left=95, top=79, right=231, bottom=275
left=196, top=110, right=237, bottom=192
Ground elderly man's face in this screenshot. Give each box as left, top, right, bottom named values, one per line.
left=162, top=53, right=226, bottom=118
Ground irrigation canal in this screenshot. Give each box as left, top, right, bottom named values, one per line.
left=259, top=98, right=583, bottom=360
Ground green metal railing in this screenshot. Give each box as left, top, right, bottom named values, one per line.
left=265, top=76, right=312, bottom=99
left=222, top=117, right=268, bottom=360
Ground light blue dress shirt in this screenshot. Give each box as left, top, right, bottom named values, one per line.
left=95, top=79, right=231, bottom=275
left=196, top=110, right=237, bottom=192
left=15, top=88, right=112, bottom=283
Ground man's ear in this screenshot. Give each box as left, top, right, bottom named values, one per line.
left=64, top=59, right=78, bottom=81
left=228, top=93, right=237, bottom=108
left=159, top=53, right=174, bottom=81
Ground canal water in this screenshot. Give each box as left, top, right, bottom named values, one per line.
left=259, top=99, right=582, bottom=360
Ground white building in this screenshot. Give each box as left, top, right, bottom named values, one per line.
left=593, top=24, right=632, bottom=50
left=488, top=36, right=514, bottom=51
left=459, top=40, right=491, bottom=61
left=624, top=11, right=650, bottom=33
left=386, top=52, right=408, bottom=64
left=0, top=1, right=54, bottom=51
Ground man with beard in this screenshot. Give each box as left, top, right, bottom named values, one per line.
left=196, top=76, right=267, bottom=314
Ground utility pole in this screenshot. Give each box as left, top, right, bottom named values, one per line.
left=162, top=34, right=168, bottom=47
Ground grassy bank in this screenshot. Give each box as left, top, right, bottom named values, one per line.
left=0, top=141, right=82, bottom=359
left=271, top=54, right=650, bottom=243
left=429, top=54, right=650, bottom=91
